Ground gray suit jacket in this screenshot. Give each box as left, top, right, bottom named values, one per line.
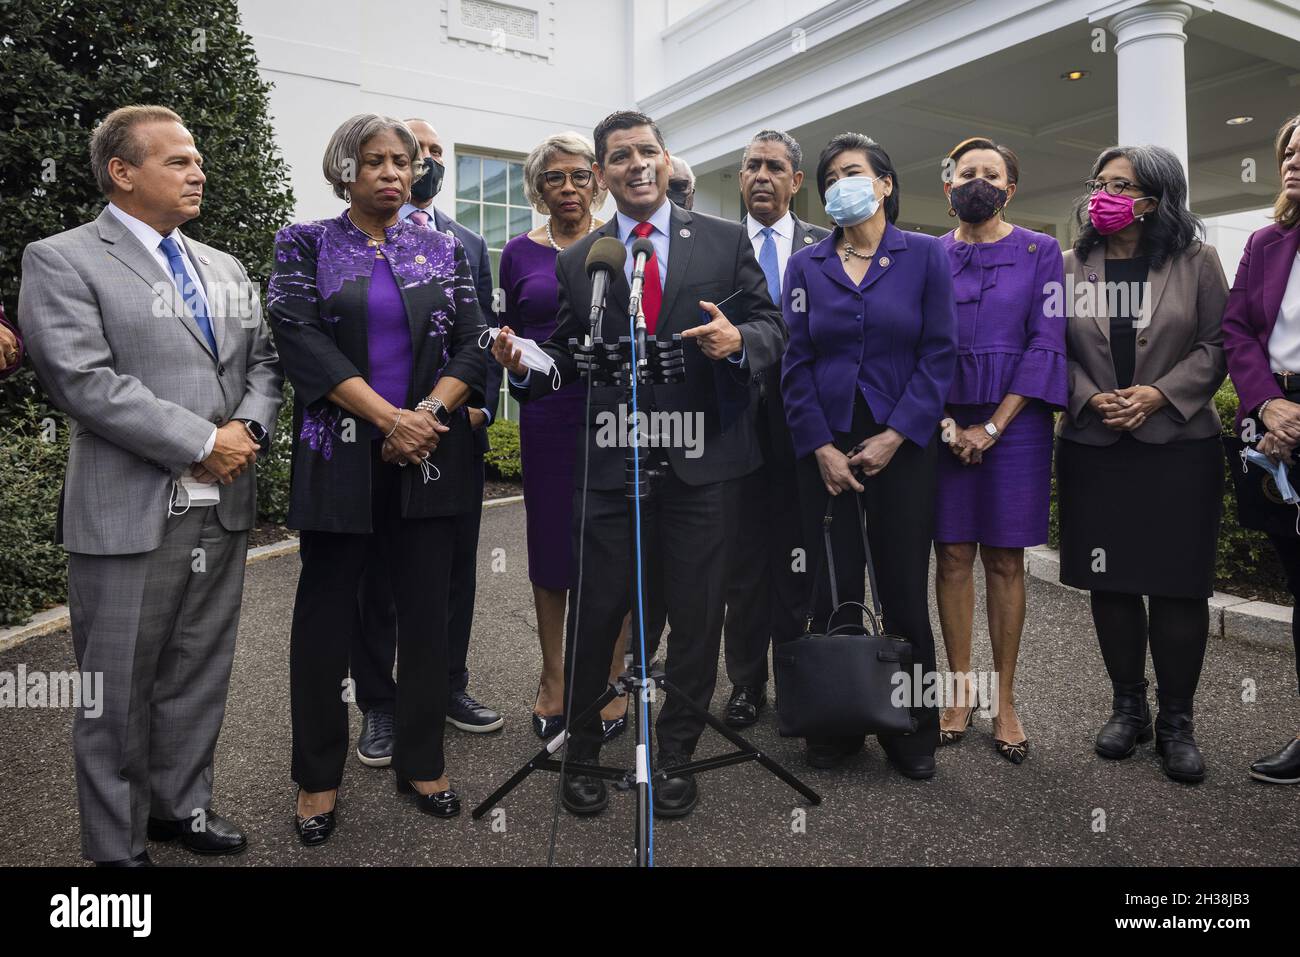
left=17, top=207, right=283, bottom=555
left=1059, top=241, right=1227, bottom=446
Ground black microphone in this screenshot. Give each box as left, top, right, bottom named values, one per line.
left=628, top=236, right=655, bottom=367
left=585, top=236, right=626, bottom=345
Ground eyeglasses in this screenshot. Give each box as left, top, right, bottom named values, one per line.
left=540, top=169, right=594, bottom=189
left=1085, top=178, right=1140, bottom=196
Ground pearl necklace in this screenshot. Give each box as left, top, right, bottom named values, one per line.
left=546, top=217, right=594, bottom=250
left=841, top=242, right=876, bottom=263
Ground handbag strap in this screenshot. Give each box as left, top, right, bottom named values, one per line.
left=803, top=492, right=885, bottom=634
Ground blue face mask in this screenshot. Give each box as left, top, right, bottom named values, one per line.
left=825, top=175, right=880, bottom=227
left=1245, top=447, right=1299, bottom=504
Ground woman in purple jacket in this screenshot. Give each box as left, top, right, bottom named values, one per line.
left=782, top=133, right=956, bottom=778
left=932, top=138, right=1067, bottom=765
left=1223, top=111, right=1300, bottom=785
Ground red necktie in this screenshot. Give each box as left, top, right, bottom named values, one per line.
left=632, top=221, right=661, bottom=334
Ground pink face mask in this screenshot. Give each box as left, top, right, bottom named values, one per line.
left=1089, top=190, right=1146, bottom=235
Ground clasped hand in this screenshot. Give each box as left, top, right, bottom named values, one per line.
left=949, top=423, right=995, bottom=466
left=193, top=420, right=258, bottom=485
left=1261, top=398, right=1300, bottom=456
left=382, top=409, right=445, bottom=465
left=1090, top=384, right=1166, bottom=431
left=815, top=430, right=903, bottom=495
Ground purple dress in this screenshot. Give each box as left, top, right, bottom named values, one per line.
left=934, top=225, right=1067, bottom=547
left=500, top=233, right=586, bottom=590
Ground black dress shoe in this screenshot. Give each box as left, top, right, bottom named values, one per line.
left=724, top=685, right=767, bottom=728
left=1095, top=679, right=1153, bottom=759
left=356, top=710, right=395, bottom=767
left=1250, top=736, right=1300, bottom=784
left=652, top=753, right=699, bottom=818
left=148, top=811, right=247, bottom=855
left=1155, top=697, right=1205, bottom=784
left=396, top=778, right=462, bottom=818
left=532, top=712, right=565, bottom=740
left=879, top=737, right=937, bottom=780
left=805, top=734, right=865, bottom=769
left=601, top=714, right=628, bottom=742
left=447, top=690, right=504, bottom=733
left=561, top=768, right=608, bottom=815
left=96, top=851, right=153, bottom=867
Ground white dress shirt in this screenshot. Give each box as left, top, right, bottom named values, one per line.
left=107, top=204, right=218, bottom=478
left=1268, top=252, right=1300, bottom=373
left=614, top=200, right=671, bottom=289
left=747, top=210, right=795, bottom=294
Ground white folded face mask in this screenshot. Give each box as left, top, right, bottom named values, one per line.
left=168, top=474, right=221, bottom=516
left=480, top=327, right=562, bottom=391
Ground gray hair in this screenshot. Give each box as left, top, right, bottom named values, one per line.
left=89, top=105, right=185, bottom=196
left=742, top=130, right=803, bottom=173
left=322, top=114, right=419, bottom=201
left=670, top=155, right=695, bottom=188
left=523, top=131, right=606, bottom=213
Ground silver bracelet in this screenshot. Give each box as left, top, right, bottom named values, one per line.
left=384, top=409, right=403, bottom=439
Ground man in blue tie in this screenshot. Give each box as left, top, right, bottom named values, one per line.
left=350, top=117, right=504, bottom=769
left=722, top=130, right=830, bottom=729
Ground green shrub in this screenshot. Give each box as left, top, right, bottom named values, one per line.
left=0, top=400, right=70, bottom=625
left=484, top=416, right=522, bottom=481
left=255, top=380, right=295, bottom=526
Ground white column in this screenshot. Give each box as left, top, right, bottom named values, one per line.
left=1109, top=2, right=1193, bottom=176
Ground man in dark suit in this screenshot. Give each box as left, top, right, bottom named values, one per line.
left=721, top=130, right=830, bottom=728
left=493, top=110, right=784, bottom=818
left=351, top=118, right=504, bottom=767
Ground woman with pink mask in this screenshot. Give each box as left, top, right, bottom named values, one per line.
left=1057, top=145, right=1228, bottom=785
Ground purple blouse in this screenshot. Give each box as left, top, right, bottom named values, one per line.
left=940, top=225, right=1067, bottom=408
left=366, top=253, right=412, bottom=411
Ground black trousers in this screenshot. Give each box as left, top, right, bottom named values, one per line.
left=291, top=443, right=455, bottom=788
left=722, top=394, right=809, bottom=688
left=565, top=468, right=727, bottom=760
left=350, top=458, right=484, bottom=713
left=793, top=396, right=940, bottom=759
left=1089, top=591, right=1209, bottom=703
left=1266, top=532, right=1300, bottom=695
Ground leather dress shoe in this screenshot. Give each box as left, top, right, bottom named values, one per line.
left=396, top=778, right=462, bottom=818
left=724, top=685, right=767, bottom=728
left=1095, top=680, right=1154, bottom=760
left=295, top=809, right=337, bottom=847
left=96, top=851, right=153, bottom=867
left=1250, top=736, right=1300, bottom=784
left=601, top=714, right=628, bottom=742
left=447, top=690, right=504, bottom=733
left=356, top=710, right=395, bottom=767
left=561, top=768, right=608, bottom=815
left=805, top=735, right=864, bottom=769
left=148, top=811, right=247, bottom=855
left=879, top=737, right=937, bottom=780
left=532, top=712, right=565, bottom=740
left=652, top=753, right=698, bottom=818
left=1155, top=698, right=1205, bottom=784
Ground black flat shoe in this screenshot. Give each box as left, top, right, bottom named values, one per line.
left=1155, top=698, right=1205, bottom=784
left=652, top=754, right=698, bottom=818
left=994, top=738, right=1029, bottom=765
left=601, top=714, right=628, bottom=742
left=879, top=736, right=937, bottom=780
left=1095, top=679, right=1153, bottom=760
left=561, top=770, right=608, bottom=815
left=396, top=778, right=462, bottom=818
left=805, top=734, right=865, bottom=769
left=1250, top=736, right=1300, bottom=784
left=938, top=706, right=975, bottom=746
left=724, top=685, right=767, bottom=728
left=532, top=712, right=565, bottom=740
left=294, top=791, right=337, bottom=847
left=356, top=710, right=395, bottom=767
left=96, top=851, right=153, bottom=867
left=148, top=811, right=247, bottom=855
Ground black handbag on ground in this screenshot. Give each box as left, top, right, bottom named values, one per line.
left=772, top=494, right=918, bottom=738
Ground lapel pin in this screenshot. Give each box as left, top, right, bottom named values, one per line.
left=1027, top=243, right=1037, bottom=253
left=1089, top=272, right=1098, bottom=282
left=199, top=255, right=211, bottom=264
left=679, top=228, right=691, bottom=238
left=879, top=256, right=890, bottom=267
left=415, top=254, right=427, bottom=264
left=803, top=236, right=814, bottom=244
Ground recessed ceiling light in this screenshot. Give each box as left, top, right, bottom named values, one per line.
left=1061, top=70, right=1089, bottom=81
left=1225, top=115, right=1254, bottom=126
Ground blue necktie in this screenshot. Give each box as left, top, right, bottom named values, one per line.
left=159, top=236, right=218, bottom=355
left=758, top=226, right=780, bottom=304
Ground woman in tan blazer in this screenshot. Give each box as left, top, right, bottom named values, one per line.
left=1057, top=144, right=1228, bottom=785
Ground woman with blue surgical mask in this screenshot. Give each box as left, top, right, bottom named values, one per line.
left=781, top=132, right=956, bottom=777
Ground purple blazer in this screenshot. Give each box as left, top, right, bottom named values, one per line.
left=0, top=302, right=23, bottom=379
left=781, top=221, right=956, bottom=459
left=1223, top=221, right=1300, bottom=428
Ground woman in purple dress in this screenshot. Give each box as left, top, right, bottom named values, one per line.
left=501, top=132, right=627, bottom=740
left=932, top=138, right=1066, bottom=764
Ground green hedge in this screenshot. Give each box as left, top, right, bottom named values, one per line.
left=484, top=416, right=522, bottom=481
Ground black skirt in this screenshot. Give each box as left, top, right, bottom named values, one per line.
left=1057, top=435, right=1223, bottom=599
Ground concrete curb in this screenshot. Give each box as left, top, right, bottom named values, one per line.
left=1025, top=545, right=1293, bottom=652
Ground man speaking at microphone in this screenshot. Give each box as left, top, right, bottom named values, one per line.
left=493, top=110, right=783, bottom=819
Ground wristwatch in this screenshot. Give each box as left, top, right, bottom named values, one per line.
left=416, top=396, right=452, bottom=427
left=983, top=421, right=1001, bottom=441
left=238, top=418, right=269, bottom=450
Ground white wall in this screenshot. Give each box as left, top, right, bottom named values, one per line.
left=1204, top=208, right=1274, bottom=282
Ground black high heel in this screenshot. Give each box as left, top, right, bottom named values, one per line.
left=992, top=712, right=1029, bottom=765
left=294, top=789, right=338, bottom=847
left=396, top=777, right=462, bottom=818
left=532, top=680, right=565, bottom=740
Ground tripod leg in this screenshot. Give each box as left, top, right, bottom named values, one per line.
left=659, top=677, right=822, bottom=806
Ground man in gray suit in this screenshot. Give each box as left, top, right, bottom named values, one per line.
left=17, top=105, right=282, bottom=866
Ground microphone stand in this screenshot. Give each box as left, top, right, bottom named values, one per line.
left=473, top=288, right=820, bottom=867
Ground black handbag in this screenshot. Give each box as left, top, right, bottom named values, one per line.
left=772, top=495, right=918, bottom=738
left=1223, top=433, right=1300, bottom=538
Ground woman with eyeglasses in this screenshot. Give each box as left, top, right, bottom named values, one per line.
left=498, top=132, right=630, bottom=741
left=1058, top=145, right=1228, bottom=784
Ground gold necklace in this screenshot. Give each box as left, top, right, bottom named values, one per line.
left=347, top=211, right=388, bottom=243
